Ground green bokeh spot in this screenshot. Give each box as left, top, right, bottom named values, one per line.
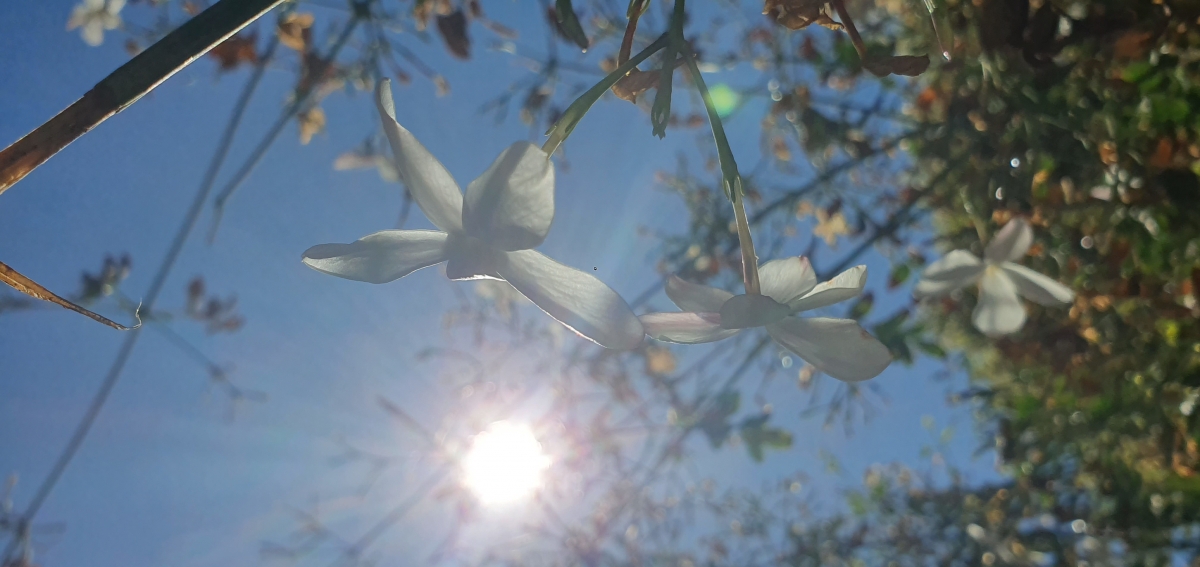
left=709, top=84, right=738, bottom=117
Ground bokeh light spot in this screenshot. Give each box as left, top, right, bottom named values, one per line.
left=708, top=84, right=738, bottom=117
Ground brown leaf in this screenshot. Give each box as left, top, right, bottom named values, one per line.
left=612, top=69, right=659, bottom=103
left=436, top=10, right=471, bottom=60
left=277, top=12, right=314, bottom=53
left=863, top=54, right=930, bottom=77
left=763, top=0, right=840, bottom=31
left=208, top=32, right=258, bottom=71
left=0, top=259, right=137, bottom=330
left=297, top=107, right=325, bottom=145
left=1150, top=137, right=1174, bottom=169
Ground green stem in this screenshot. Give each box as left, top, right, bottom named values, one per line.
left=680, top=45, right=759, bottom=294
left=650, top=0, right=686, bottom=138
left=542, top=33, right=669, bottom=155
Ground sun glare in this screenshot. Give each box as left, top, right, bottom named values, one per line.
left=462, top=421, right=551, bottom=505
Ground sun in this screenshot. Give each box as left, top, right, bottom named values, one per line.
left=462, top=421, right=551, bottom=505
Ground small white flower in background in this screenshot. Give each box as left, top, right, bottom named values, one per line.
left=914, top=217, right=1074, bottom=336
left=639, top=258, right=892, bottom=382
left=334, top=147, right=400, bottom=183
left=67, top=0, right=124, bottom=47
left=303, top=80, right=644, bottom=350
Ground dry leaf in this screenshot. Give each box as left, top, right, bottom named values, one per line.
left=277, top=12, right=314, bottom=52
left=645, top=346, right=677, bottom=376
left=763, top=0, right=841, bottom=31
left=208, top=31, right=258, bottom=71
left=297, top=107, right=325, bottom=145
left=436, top=10, right=471, bottom=60
left=863, top=55, right=930, bottom=77
left=1150, top=137, right=1174, bottom=169
left=813, top=208, right=849, bottom=246
left=612, top=69, right=659, bottom=103
left=0, top=259, right=137, bottom=330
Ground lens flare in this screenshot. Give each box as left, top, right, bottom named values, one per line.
left=462, top=421, right=550, bottom=505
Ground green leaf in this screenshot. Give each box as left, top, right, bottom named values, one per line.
left=888, top=264, right=912, bottom=289
left=543, top=34, right=668, bottom=155
left=554, top=0, right=589, bottom=51
left=740, top=414, right=793, bottom=462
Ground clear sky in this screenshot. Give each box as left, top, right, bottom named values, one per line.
left=0, top=2, right=997, bottom=565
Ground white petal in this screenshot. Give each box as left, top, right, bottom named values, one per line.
left=984, top=217, right=1033, bottom=263
left=789, top=265, right=868, bottom=313
left=499, top=250, right=644, bottom=350
left=333, top=151, right=377, bottom=171
left=377, top=158, right=401, bottom=183
left=463, top=142, right=555, bottom=251
left=665, top=275, right=733, bottom=312
left=913, top=250, right=984, bottom=298
left=972, top=268, right=1027, bottom=336
left=67, top=5, right=90, bottom=29
left=302, top=230, right=448, bottom=284
left=81, top=21, right=104, bottom=46
left=758, top=256, right=817, bottom=306
left=640, top=312, right=739, bottom=344
left=375, top=80, right=464, bottom=232
left=84, top=0, right=105, bottom=9
left=1000, top=262, right=1074, bottom=306
left=767, top=317, right=891, bottom=382
left=106, top=0, right=125, bottom=15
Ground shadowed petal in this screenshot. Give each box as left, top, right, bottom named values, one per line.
left=303, top=230, right=448, bottom=284
left=984, top=217, right=1033, bottom=263
left=767, top=317, right=892, bottom=382
left=376, top=80, right=464, bottom=232
left=719, top=294, right=790, bottom=329
left=913, top=250, right=984, bottom=298
left=463, top=142, right=555, bottom=251
left=1000, top=262, right=1075, bottom=306
left=499, top=250, right=644, bottom=350
left=641, top=312, right=739, bottom=344
left=665, top=275, right=733, bottom=313
left=789, top=265, right=868, bottom=313
left=972, top=268, right=1026, bottom=336
left=758, top=257, right=817, bottom=306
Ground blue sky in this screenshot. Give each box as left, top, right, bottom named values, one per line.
left=0, top=2, right=997, bottom=565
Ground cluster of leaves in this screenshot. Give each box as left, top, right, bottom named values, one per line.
left=888, top=0, right=1200, bottom=561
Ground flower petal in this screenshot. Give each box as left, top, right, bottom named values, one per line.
left=789, top=265, right=868, bottom=313
left=376, top=80, right=464, bottom=232
left=463, top=142, right=555, bottom=251
left=1000, top=262, right=1075, bottom=306
left=767, top=317, right=891, bottom=382
left=984, top=217, right=1033, bottom=263
left=913, top=250, right=984, bottom=298
left=302, top=230, right=448, bottom=284
left=758, top=257, right=817, bottom=306
left=81, top=21, right=104, bottom=46
left=972, top=268, right=1026, bottom=336
left=499, top=249, right=644, bottom=350
left=665, top=275, right=733, bottom=312
left=640, top=312, right=739, bottom=344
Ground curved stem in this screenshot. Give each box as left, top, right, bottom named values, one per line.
left=680, top=45, right=760, bottom=294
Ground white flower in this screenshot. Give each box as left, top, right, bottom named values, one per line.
left=334, top=147, right=400, bottom=183
left=639, top=258, right=892, bottom=382
left=67, top=0, right=124, bottom=47
left=914, top=217, right=1075, bottom=336
left=302, top=80, right=644, bottom=350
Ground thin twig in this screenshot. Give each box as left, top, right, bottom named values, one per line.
left=0, top=32, right=281, bottom=564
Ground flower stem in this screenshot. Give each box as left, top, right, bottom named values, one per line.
left=542, top=33, right=669, bottom=155
left=650, top=0, right=686, bottom=138
left=0, top=0, right=286, bottom=196
left=680, top=45, right=760, bottom=295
